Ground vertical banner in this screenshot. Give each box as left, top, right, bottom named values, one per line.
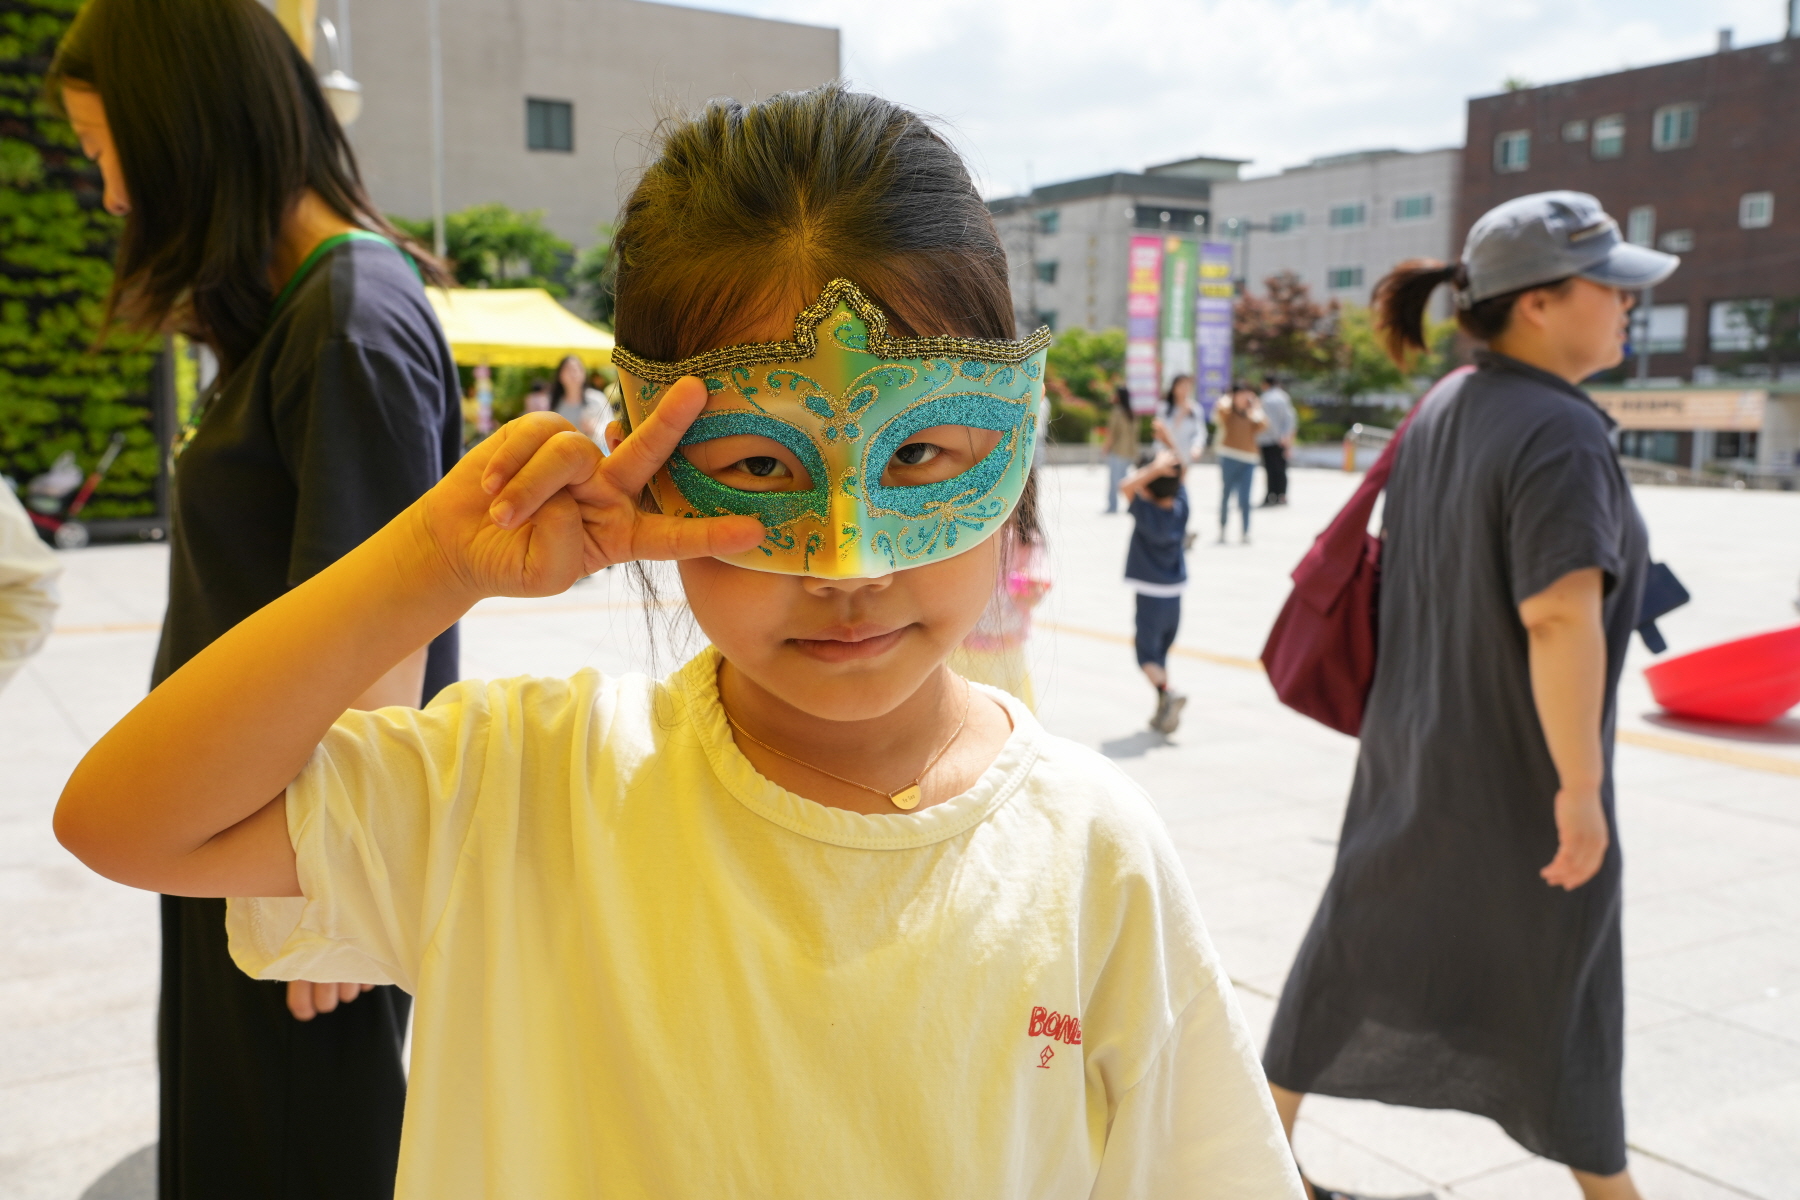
left=1195, top=241, right=1235, bottom=420
left=1159, top=237, right=1198, bottom=391
left=1125, top=235, right=1163, bottom=414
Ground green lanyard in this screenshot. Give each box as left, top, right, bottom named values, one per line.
left=177, top=231, right=422, bottom=460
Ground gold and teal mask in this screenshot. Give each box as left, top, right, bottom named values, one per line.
left=612, top=279, right=1050, bottom=577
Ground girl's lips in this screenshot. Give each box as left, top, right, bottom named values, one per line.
left=788, top=625, right=909, bottom=663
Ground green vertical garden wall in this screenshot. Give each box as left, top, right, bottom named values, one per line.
left=1, top=0, right=162, bottom=521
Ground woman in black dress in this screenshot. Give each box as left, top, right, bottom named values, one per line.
left=52, top=2, right=460, bottom=1195
left=1262, top=193, right=1677, bottom=1200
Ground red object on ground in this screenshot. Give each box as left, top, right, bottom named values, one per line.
left=1644, top=625, right=1800, bottom=725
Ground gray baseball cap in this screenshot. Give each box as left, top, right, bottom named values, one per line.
left=1459, top=190, right=1679, bottom=306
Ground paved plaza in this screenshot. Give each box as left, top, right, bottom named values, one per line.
left=2, top=461, right=1797, bottom=1199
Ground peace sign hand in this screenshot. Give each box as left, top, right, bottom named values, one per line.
left=417, top=377, right=764, bottom=600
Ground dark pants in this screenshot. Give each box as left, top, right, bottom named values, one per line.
left=1260, top=443, right=1289, bottom=500
left=160, top=895, right=410, bottom=1199
left=1134, top=592, right=1183, bottom=667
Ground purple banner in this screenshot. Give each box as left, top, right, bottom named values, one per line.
left=1195, top=240, right=1234, bottom=420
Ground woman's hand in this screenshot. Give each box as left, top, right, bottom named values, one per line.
left=1540, top=786, right=1609, bottom=890
left=416, top=376, right=764, bottom=600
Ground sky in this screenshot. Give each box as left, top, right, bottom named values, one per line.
left=687, top=0, right=1790, bottom=197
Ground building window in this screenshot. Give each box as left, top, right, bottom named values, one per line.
left=1328, top=202, right=1366, bottom=228
left=1713, top=431, right=1758, bottom=461
left=1740, top=192, right=1774, bottom=229
left=1034, top=260, right=1058, bottom=284
left=1036, top=210, right=1060, bottom=235
left=1659, top=229, right=1695, bottom=253
left=1494, top=130, right=1530, bottom=173
left=1619, top=430, right=1683, bottom=464
left=1270, top=209, right=1305, bottom=234
left=1652, top=103, right=1698, bottom=150
left=1562, top=119, right=1588, bottom=142
left=1710, top=299, right=1770, bottom=351
left=1035, top=310, right=1058, bottom=332
left=1639, top=303, right=1687, bottom=352
left=526, top=98, right=573, bottom=152
left=1625, top=206, right=1655, bottom=246
left=1591, top=115, right=1625, bottom=159
left=1393, top=193, right=1434, bottom=221
left=1327, top=266, right=1365, bottom=290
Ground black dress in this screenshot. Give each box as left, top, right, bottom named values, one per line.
left=151, top=237, right=462, bottom=1199
left=1262, top=352, right=1648, bottom=1175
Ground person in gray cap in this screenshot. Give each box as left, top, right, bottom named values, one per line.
left=1262, top=191, right=1676, bottom=1200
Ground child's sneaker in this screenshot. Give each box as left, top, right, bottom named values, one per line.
left=1151, top=690, right=1187, bottom=734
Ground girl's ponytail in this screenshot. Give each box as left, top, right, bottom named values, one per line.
left=1370, top=259, right=1461, bottom=367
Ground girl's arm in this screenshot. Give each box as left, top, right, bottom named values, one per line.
left=1518, top=566, right=1609, bottom=890
left=55, top=382, right=761, bottom=898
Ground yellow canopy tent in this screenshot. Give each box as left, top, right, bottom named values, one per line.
left=425, top=287, right=613, bottom=368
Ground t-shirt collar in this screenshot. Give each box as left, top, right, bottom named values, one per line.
left=672, top=647, right=1041, bottom=850
left=1473, top=349, right=1618, bottom=430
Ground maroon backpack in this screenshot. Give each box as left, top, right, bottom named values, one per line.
left=1260, top=367, right=1472, bottom=736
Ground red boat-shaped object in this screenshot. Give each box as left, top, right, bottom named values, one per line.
left=1644, top=624, right=1800, bottom=725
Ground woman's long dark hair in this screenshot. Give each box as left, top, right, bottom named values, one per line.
left=48, top=0, right=446, bottom=374
left=1371, top=258, right=1571, bottom=367
left=611, top=84, right=1037, bottom=544
left=1162, top=373, right=1192, bottom=415
left=547, top=354, right=586, bottom=407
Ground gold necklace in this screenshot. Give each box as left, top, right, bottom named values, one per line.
left=722, top=679, right=972, bottom=812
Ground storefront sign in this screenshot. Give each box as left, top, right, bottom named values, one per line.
left=1590, top=388, right=1767, bottom=431
left=1159, top=237, right=1197, bottom=391
left=1194, top=241, right=1235, bottom=420
left=1125, top=235, right=1163, bottom=414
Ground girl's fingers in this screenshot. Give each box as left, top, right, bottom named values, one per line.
left=488, top=430, right=604, bottom=529
left=600, top=377, right=709, bottom=496
left=478, top=413, right=582, bottom=497
left=626, top=511, right=765, bottom=562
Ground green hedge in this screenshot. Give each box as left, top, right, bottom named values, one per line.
left=0, top=0, right=161, bottom=519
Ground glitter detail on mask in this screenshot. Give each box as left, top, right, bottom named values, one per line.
left=667, top=411, right=830, bottom=533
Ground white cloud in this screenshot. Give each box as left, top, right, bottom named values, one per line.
left=684, top=0, right=1785, bottom=194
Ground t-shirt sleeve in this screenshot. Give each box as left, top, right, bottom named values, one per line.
left=273, top=335, right=449, bottom=587
left=226, top=679, right=496, bottom=993
left=1088, top=981, right=1306, bottom=1199
left=1504, top=420, right=1626, bottom=605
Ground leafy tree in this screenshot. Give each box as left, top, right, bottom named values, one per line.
left=391, top=204, right=573, bottom=295
left=569, top=225, right=615, bottom=327
left=1233, top=272, right=1339, bottom=382
left=1, top=0, right=163, bottom=520
left=1328, top=304, right=1458, bottom=401
left=1043, top=326, right=1124, bottom=443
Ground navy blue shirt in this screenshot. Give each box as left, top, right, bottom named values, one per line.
left=1125, top=488, right=1189, bottom=586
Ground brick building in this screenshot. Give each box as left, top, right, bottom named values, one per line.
left=1461, top=34, right=1800, bottom=472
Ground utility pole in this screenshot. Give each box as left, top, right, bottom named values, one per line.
left=428, top=0, right=446, bottom=259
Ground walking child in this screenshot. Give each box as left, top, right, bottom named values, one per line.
left=1121, top=451, right=1191, bottom=734
left=56, top=87, right=1302, bottom=1199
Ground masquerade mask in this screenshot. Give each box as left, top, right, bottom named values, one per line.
left=612, top=279, right=1050, bottom=577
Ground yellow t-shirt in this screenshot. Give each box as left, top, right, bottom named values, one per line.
left=228, top=649, right=1302, bottom=1199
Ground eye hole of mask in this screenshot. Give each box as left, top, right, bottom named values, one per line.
left=679, top=434, right=816, bottom=492
left=879, top=425, right=1002, bottom=487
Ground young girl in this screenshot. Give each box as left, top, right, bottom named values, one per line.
left=56, top=86, right=1301, bottom=1198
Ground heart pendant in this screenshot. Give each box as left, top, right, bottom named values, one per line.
left=890, top=785, right=921, bottom=811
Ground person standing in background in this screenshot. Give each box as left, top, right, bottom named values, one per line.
left=1155, top=373, right=1204, bottom=464
left=948, top=523, right=1052, bottom=710
left=1120, top=451, right=1190, bottom=734
left=1257, top=375, right=1296, bottom=506
left=0, top=482, right=60, bottom=694
left=1212, top=384, right=1266, bottom=544
left=549, top=354, right=612, bottom=452
left=1103, top=381, right=1137, bottom=513
left=51, top=0, right=461, bottom=1194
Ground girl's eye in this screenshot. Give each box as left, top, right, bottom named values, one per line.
left=893, top=442, right=941, bottom=467
left=733, top=456, right=789, bottom=478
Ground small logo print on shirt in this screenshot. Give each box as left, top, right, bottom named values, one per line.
left=1028, top=1005, right=1082, bottom=1046
left=1038, top=1046, right=1055, bottom=1069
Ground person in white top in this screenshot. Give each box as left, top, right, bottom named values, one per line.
left=55, top=86, right=1303, bottom=1200
left=0, top=482, right=61, bottom=693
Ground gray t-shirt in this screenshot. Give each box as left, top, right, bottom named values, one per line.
left=1256, top=388, right=1296, bottom=445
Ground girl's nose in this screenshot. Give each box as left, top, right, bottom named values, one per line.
left=798, top=571, right=893, bottom=598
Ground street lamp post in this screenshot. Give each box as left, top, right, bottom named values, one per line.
left=1221, top=217, right=1271, bottom=297
left=427, top=0, right=446, bottom=259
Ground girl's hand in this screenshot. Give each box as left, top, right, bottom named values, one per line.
left=286, top=979, right=374, bottom=1021
left=418, top=377, right=764, bottom=599
left=1540, top=786, right=1609, bottom=890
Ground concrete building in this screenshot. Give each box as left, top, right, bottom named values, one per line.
left=1209, top=148, right=1461, bottom=315
left=333, top=0, right=840, bottom=252
left=1461, top=30, right=1800, bottom=473
left=989, top=156, right=1245, bottom=335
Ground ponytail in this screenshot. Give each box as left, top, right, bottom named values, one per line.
left=1371, top=259, right=1461, bottom=367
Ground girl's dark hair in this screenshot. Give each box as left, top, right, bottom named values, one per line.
left=47, top=0, right=447, bottom=374
left=1371, top=258, right=1573, bottom=367
left=1113, top=384, right=1134, bottom=416
left=612, top=84, right=1038, bottom=546
left=1162, top=373, right=1192, bottom=414
left=547, top=354, right=586, bottom=406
